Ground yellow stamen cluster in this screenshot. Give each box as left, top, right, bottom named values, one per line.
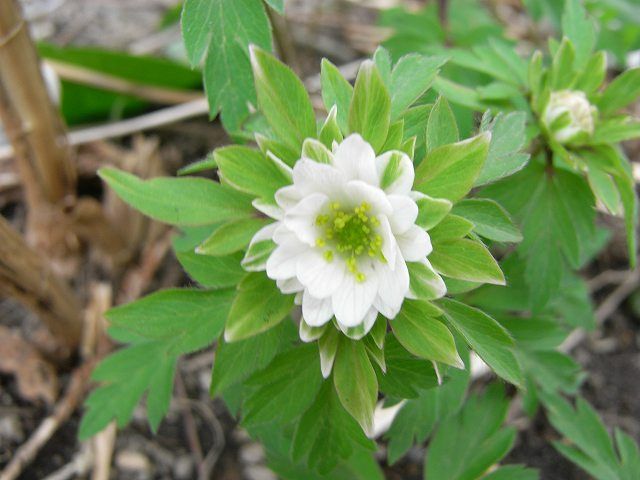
left=315, top=201, right=383, bottom=282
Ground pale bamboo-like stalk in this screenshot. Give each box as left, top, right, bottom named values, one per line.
left=0, top=215, right=82, bottom=352
left=0, top=0, right=76, bottom=209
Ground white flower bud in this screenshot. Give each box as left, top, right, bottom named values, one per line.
left=542, top=90, right=596, bottom=144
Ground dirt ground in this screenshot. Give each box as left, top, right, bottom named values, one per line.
left=1, top=1, right=639, bottom=479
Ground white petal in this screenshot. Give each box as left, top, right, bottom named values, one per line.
left=320, top=336, right=338, bottom=378
left=337, top=309, right=377, bottom=339
left=296, top=250, right=346, bottom=299
left=276, top=277, right=304, bottom=294
left=332, top=265, right=379, bottom=327
left=294, top=291, right=303, bottom=305
left=375, top=150, right=414, bottom=194
left=378, top=215, right=397, bottom=269
left=363, top=308, right=378, bottom=333
left=248, top=221, right=278, bottom=245
left=344, top=180, right=392, bottom=215
left=292, top=158, right=346, bottom=197
left=387, top=194, right=418, bottom=234
left=275, top=185, right=302, bottom=210
left=397, top=225, right=432, bottom=262
left=374, top=252, right=410, bottom=319
left=333, top=134, right=378, bottom=184
left=302, top=290, right=335, bottom=327
left=284, top=193, right=328, bottom=246
left=266, top=241, right=306, bottom=280
left=252, top=199, right=283, bottom=220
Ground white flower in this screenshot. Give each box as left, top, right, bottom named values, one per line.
left=250, top=134, right=445, bottom=339
left=542, top=90, right=596, bottom=144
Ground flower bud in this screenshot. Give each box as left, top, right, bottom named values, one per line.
left=542, top=90, right=596, bottom=144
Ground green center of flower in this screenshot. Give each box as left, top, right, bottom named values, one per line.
left=315, top=201, right=383, bottom=281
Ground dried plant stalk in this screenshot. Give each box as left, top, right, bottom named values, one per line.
left=0, top=215, right=82, bottom=352
left=0, top=0, right=76, bottom=208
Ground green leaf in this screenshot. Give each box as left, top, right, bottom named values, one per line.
left=98, top=168, right=254, bottom=226
left=551, top=37, right=575, bottom=90
left=392, top=300, right=462, bottom=368
left=292, top=381, right=375, bottom=474
left=211, top=321, right=295, bottom=396
left=424, top=385, right=517, bottom=480
left=255, top=133, right=300, bottom=167
left=452, top=198, right=522, bottom=242
left=79, top=288, right=235, bottom=438
left=333, top=338, right=378, bottom=436
left=182, top=0, right=272, bottom=132
left=428, top=215, right=475, bottom=243
left=441, top=299, right=522, bottom=386
left=348, top=60, right=391, bottom=153
left=415, top=132, right=491, bottom=202
left=432, top=76, right=485, bottom=111
left=321, top=59, right=354, bottom=133
left=215, top=145, right=292, bottom=200
left=373, top=46, right=392, bottom=87
left=196, top=217, right=271, bottom=256
left=415, top=194, right=452, bottom=230
left=408, top=261, right=446, bottom=301
left=520, top=350, right=584, bottom=396
left=426, top=96, right=459, bottom=151
left=251, top=46, right=316, bottom=151
left=482, top=466, right=539, bottom=480
left=586, top=162, right=621, bottom=215
left=302, top=138, right=333, bottom=164
left=592, top=116, right=640, bottom=144
left=596, top=68, right=640, bottom=115
left=264, top=0, right=284, bottom=13
left=574, top=51, right=606, bottom=95
left=429, top=238, right=505, bottom=285
left=319, top=106, right=344, bottom=148
left=477, top=111, right=529, bottom=185
left=243, top=344, right=323, bottom=426
left=562, top=0, right=596, bottom=70
left=376, top=335, right=438, bottom=398
left=224, top=273, right=294, bottom=341
left=389, top=54, right=445, bottom=120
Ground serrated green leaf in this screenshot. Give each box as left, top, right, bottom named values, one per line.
left=98, top=168, right=254, bottom=226
left=348, top=60, right=391, bottom=153
left=441, top=299, right=522, bottom=386
left=251, top=46, right=316, bottom=151
left=426, top=96, right=459, bottom=151
left=389, top=54, right=445, bottom=120
left=224, top=273, right=294, bottom=341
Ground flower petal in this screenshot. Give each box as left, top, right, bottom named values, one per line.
left=374, top=250, right=410, bottom=319
left=337, top=308, right=378, bottom=340
left=332, top=263, right=379, bottom=327
left=387, top=194, right=418, bottom=234
left=397, top=225, right=432, bottom=261
left=299, top=321, right=328, bottom=343
left=276, top=277, right=304, bottom=294
left=284, top=193, right=328, bottom=245
left=292, top=158, right=346, bottom=197
left=375, top=150, right=414, bottom=195
left=344, top=180, right=392, bottom=215
left=275, top=185, right=302, bottom=210
left=302, top=290, right=335, bottom=327
left=252, top=199, right=283, bottom=220
left=296, top=250, right=346, bottom=299
left=378, top=215, right=397, bottom=270
left=266, top=240, right=306, bottom=280
left=332, top=134, right=378, bottom=184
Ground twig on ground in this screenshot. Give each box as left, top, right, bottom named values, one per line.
left=175, top=373, right=205, bottom=478
left=588, top=269, right=632, bottom=292
left=41, top=444, right=92, bottom=480
left=0, top=361, right=94, bottom=480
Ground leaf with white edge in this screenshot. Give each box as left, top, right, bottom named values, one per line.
left=415, top=133, right=491, bottom=202
left=321, top=59, right=354, bottom=133
left=348, top=60, right=391, bottom=153
left=373, top=46, right=392, bottom=87
left=477, top=111, right=529, bottom=185
left=415, top=194, right=452, bottom=230
left=178, top=153, right=216, bottom=176
left=255, top=133, right=300, bottom=167
left=241, top=224, right=277, bottom=272
left=318, top=326, right=340, bottom=378
left=562, top=0, right=596, bottom=70
left=381, top=121, right=404, bottom=152
left=392, top=300, right=462, bottom=368
left=98, top=168, right=253, bottom=226
left=586, top=162, right=621, bottom=215
left=408, top=261, right=446, bottom=301
left=224, top=273, right=294, bottom=342
left=292, top=381, right=376, bottom=474
left=596, top=68, right=640, bottom=115
left=182, top=0, right=272, bottom=132
left=426, top=96, right=459, bottom=151
left=251, top=46, right=316, bottom=151
left=197, top=217, right=271, bottom=256
left=243, top=344, right=323, bottom=426
left=429, top=238, right=505, bottom=285
left=389, top=54, right=445, bottom=121
left=440, top=299, right=523, bottom=386
left=319, top=105, right=344, bottom=148
left=333, top=337, right=378, bottom=437
left=302, top=138, right=333, bottom=164
left=215, top=146, right=291, bottom=201
left=452, top=198, right=523, bottom=242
